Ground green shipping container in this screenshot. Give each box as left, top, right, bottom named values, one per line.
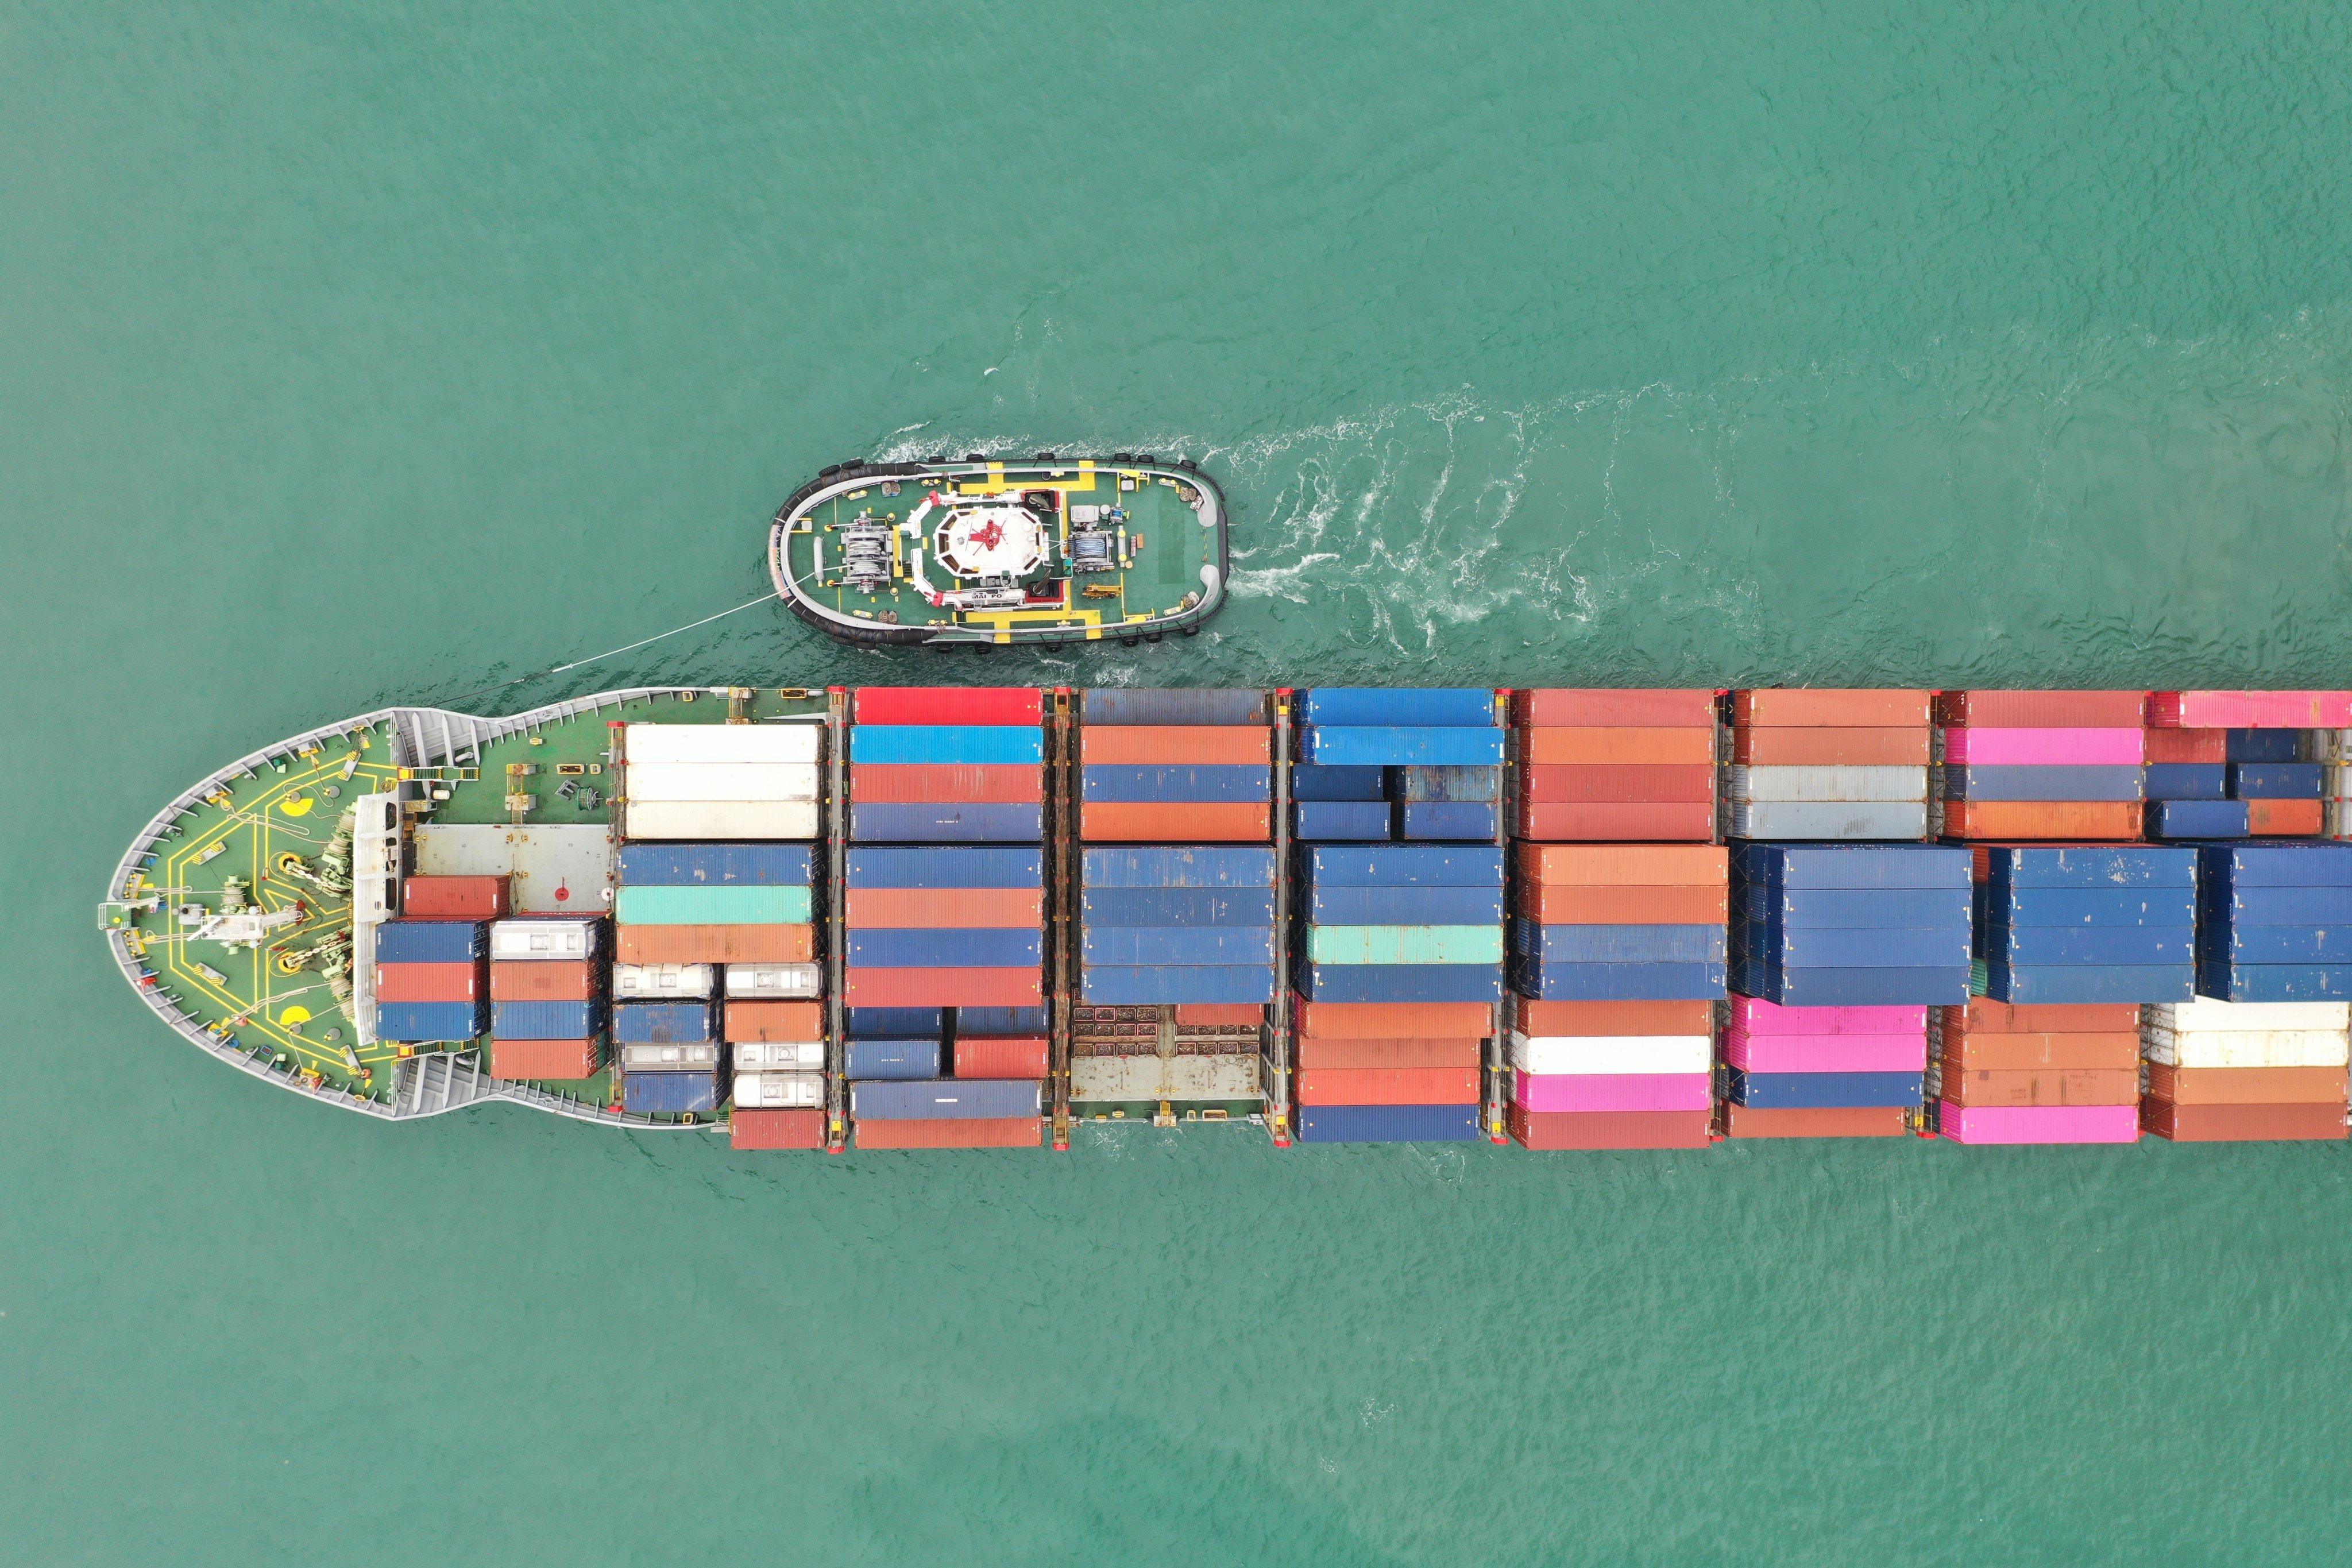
left=614, top=885, right=812, bottom=925
left=1305, top=924, right=1504, bottom=965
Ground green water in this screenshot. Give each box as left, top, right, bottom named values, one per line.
left=7, top=2, right=2352, bottom=1561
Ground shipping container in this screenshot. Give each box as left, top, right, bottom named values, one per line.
left=1934, top=691, right=2148, bottom=728
left=615, top=885, right=810, bottom=925
left=488, top=960, right=594, bottom=1001
left=1508, top=1105, right=1713, bottom=1150
left=2140, top=1099, right=2348, bottom=1141
left=1082, top=764, right=1271, bottom=804
left=852, top=1079, right=1044, bottom=1119
left=1948, top=1001, right=2141, bottom=1032
left=1509, top=1034, right=1713, bottom=1075
left=1297, top=1067, right=1484, bottom=1105
left=1388, top=765, right=1503, bottom=803
left=845, top=887, right=1044, bottom=928
left=617, top=842, right=812, bottom=887
left=1082, top=802, right=1273, bottom=842
left=2142, top=1029, right=2351, bottom=1069
left=1302, top=689, right=1497, bottom=727
left=623, top=724, right=819, bottom=764
left=1293, top=801, right=1391, bottom=840
left=733, top=1071, right=825, bottom=1109
left=846, top=1038, right=945, bottom=1080
left=724, top=964, right=824, bottom=999
left=2227, top=729, right=2304, bottom=763
left=1079, top=726, right=1271, bottom=767
left=492, top=999, right=602, bottom=1040
left=1080, top=965, right=1278, bottom=1005
left=1938, top=1104, right=2141, bottom=1144
left=1732, top=690, right=1931, bottom=727
left=487, top=917, right=603, bottom=961
left=1726, top=801, right=1929, bottom=840
left=1745, top=886, right=1973, bottom=926
left=1722, top=1103, right=1908, bottom=1137
left=1292, top=765, right=1389, bottom=800
left=1943, top=764, right=2144, bottom=802
left=1942, top=729, right=2144, bottom=766
left=853, top=1117, right=1042, bottom=1149
left=1512, top=689, right=1717, bottom=727
left=1175, top=1003, right=1266, bottom=1026
left=374, top=920, right=486, bottom=965
left=1517, top=844, right=1726, bottom=886
left=1730, top=964, right=1969, bottom=1007
left=853, top=687, right=1043, bottom=726
left=849, top=1006, right=947, bottom=1036
left=846, top=846, right=1041, bottom=889
left=2195, top=961, right=2352, bottom=1002
left=1512, top=922, right=1725, bottom=964
left=954, top=1036, right=1050, bottom=1078
left=400, top=876, right=511, bottom=921
left=1295, top=1037, right=1482, bottom=1069
left=1080, top=688, right=1266, bottom=727
left=849, top=763, right=1043, bottom=804
left=1299, top=727, right=1507, bottom=767
left=1085, top=885, right=1280, bottom=926
left=734, top=1040, right=827, bottom=1069
left=726, top=999, right=825, bottom=1041
left=1308, top=884, right=1504, bottom=926
left=1513, top=998, right=1714, bottom=1036
left=620, top=1069, right=720, bottom=1114
left=1731, top=727, right=1932, bottom=766
left=1732, top=843, right=1968, bottom=889
left=1521, top=763, right=1714, bottom=801
left=489, top=1037, right=602, bottom=1080
left=610, top=1001, right=715, bottom=1044
left=1513, top=1071, right=1712, bottom=1113
left=848, top=926, right=1042, bottom=969
left=1307, top=925, right=1504, bottom=965
left=1935, top=1067, right=2139, bottom=1107
left=955, top=1006, right=1052, bottom=1035
left=2249, top=800, right=2326, bottom=835
left=731, top=1107, right=825, bottom=1149
left=612, top=963, right=716, bottom=1000
left=1939, top=1031, right=2141, bottom=1072
left=373, top=1000, right=485, bottom=1042
left=850, top=727, right=1044, bottom=766
left=845, top=968, right=1044, bottom=1007
left=374, top=961, right=483, bottom=1004
left=1069, top=1055, right=1261, bottom=1100
left=851, top=802, right=1044, bottom=843
left=1396, top=803, right=1500, bottom=840
left=1084, top=846, right=1279, bottom=887
left=614, top=925, right=813, bottom=965
left=1082, top=926, right=1277, bottom=964
left=1724, top=766, right=1928, bottom=803
left=2142, top=1064, right=2349, bottom=1104
left=625, top=761, right=819, bottom=803
left=1294, top=998, right=1496, bottom=1038
left=1294, top=1103, right=1482, bottom=1142
left=2145, top=764, right=2229, bottom=800
left=618, top=1042, right=723, bottom=1071
left=2145, top=728, right=2229, bottom=764
left=1722, top=1031, right=1928, bottom=1073
left=1297, top=962, right=1506, bottom=1003
left=625, top=801, right=820, bottom=841
left=1515, top=802, right=1719, bottom=841
left=2148, top=691, right=2352, bottom=728
left=1518, top=728, right=1715, bottom=766
left=1512, top=956, right=1727, bottom=1002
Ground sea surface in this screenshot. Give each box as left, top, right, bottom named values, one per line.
left=6, top=2, right=2352, bottom=1562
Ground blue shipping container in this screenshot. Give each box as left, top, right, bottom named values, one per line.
left=1308, top=884, right=1505, bottom=926
left=1983, top=845, right=2197, bottom=890
left=1294, top=801, right=1391, bottom=840
left=847, top=847, right=1041, bottom=889
left=1083, top=926, right=1277, bottom=965
left=1729, top=963, right=1971, bottom=1007
left=852, top=1079, right=1042, bottom=1120
left=2144, top=764, right=2229, bottom=801
left=2225, top=728, right=2302, bottom=763
left=491, top=999, right=603, bottom=1040
left=2199, top=886, right=2352, bottom=925
left=1296, top=961, right=1505, bottom=1003
left=2229, top=763, right=2324, bottom=799
left=845, top=1038, right=944, bottom=1080
left=1080, top=847, right=1277, bottom=889
left=2195, top=963, right=2352, bottom=1002
left=1744, top=924, right=1972, bottom=968
left=621, top=1070, right=720, bottom=1115
left=847, top=928, right=1042, bottom=968
left=849, top=727, right=1044, bottom=765
left=1295, top=1103, right=1482, bottom=1143
left=610, top=1001, right=716, bottom=1044
left=1944, top=764, right=2144, bottom=802
left=849, top=1007, right=946, bottom=1037
left=1301, top=689, right=1497, bottom=727
left=1082, top=764, right=1270, bottom=804
left=1397, top=802, right=1500, bottom=841
left=1724, top=1068, right=1924, bottom=1110
left=1080, top=688, right=1266, bottom=726
left=2199, top=925, right=2352, bottom=964
left=1291, top=765, right=1388, bottom=801
left=1386, top=766, right=1503, bottom=803
left=1987, top=887, right=2197, bottom=928
left=851, top=802, right=1043, bottom=843
left=2145, top=800, right=2250, bottom=839
left=1300, top=727, right=1507, bottom=767
left=1983, top=963, right=2194, bottom=1005
left=1979, top=925, right=2192, bottom=965
left=1080, top=965, right=1280, bottom=1005
left=1731, top=843, right=1970, bottom=890
left=1512, top=921, right=1726, bottom=964
left=374, top=921, right=485, bottom=964
left=2197, top=843, right=2352, bottom=887
left=617, top=843, right=812, bottom=887
left=1082, top=886, right=1277, bottom=927
left=1739, top=887, right=1974, bottom=928
left=374, top=1001, right=485, bottom=1042
left=1304, top=845, right=1506, bottom=888
left=1510, top=956, right=1727, bottom=1002
left=953, top=1006, right=1051, bottom=1037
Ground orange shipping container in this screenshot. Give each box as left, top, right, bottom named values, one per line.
left=1516, top=802, right=1717, bottom=842
left=1723, top=1103, right=1909, bottom=1138
left=1938, top=1031, right=2141, bottom=1072
left=1292, top=1037, right=1484, bottom=1070
left=850, top=763, right=1042, bottom=803
left=1945, top=1001, right=2139, bottom=1034
left=725, top=1001, right=824, bottom=1043
left=1515, top=884, right=1729, bottom=925
left=953, top=1037, right=1050, bottom=1078
left=2141, top=1099, right=2348, bottom=1142
left=1513, top=998, right=1714, bottom=1036
left=732, top=1109, right=825, bottom=1150
left=2144, top=728, right=2227, bottom=763
left=1943, top=801, right=2141, bottom=841
left=1080, top=802, right=1271, bottom=842
left=1732, top=689, right=1930, bottom=727
left=1295, top=1067, right=1482, bottom=1105
left=1517, top=843, right=1727, bottom=887
left=489, top=1037, right=603, bottom=1080
left=845, top=887, right=1044, bottom=928
left=401, top=875, right=511, bottom=919
left=2250, top=799, right=2324, bottom=836
left=1508, top=1105, right=1713, bottom=1150
left=488, top=961, right=593, bottom=1002
left=1731, top=727, right=1930, bottom=765
left=1520, top=764, right=1714, bottom=802
left=616, top=924, right=812, bottom=965
left=1293, top=998, right=1494, bottom=1039
left=1081, top=727, right=1270, bottom=764
left=2144, top=1064, right=2350, bottom=1106
left=1937, top=1067, right=2139, bottom=1107
left=855, top=1117, right=1042, bottom=1149
left=1517, top=727, right=1714, bottom=765
left=1175, top=1004, right=1265, bottom=1026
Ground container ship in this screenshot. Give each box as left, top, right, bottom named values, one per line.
left=99, top=685, right=2352, bottom=1151
left=769, top=455, right=1228, bottom=648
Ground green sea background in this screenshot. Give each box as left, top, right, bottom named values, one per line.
left=7, top=2, right=2352, bottom=1562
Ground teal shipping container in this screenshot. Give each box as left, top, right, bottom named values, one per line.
left=1304, top=924, right=1505, bottom=965
left=613, top=885, right=812, bottom=925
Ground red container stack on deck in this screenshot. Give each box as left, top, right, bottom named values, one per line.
left=1291, top=998, right=1489, bottom=1133
left=1932, top=1001, right=2142, bottom=1145
left=1512, top=689, right=1717, bottom=842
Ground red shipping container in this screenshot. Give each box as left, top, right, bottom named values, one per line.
left=1082, top=727, right=1270, bottom=764
left=1933, top=691, right=2148, bottom=727
left=1519, top=764, right=1714, bottom=803
left=1293, top=1037, right=1482, bottom=1069
left=1519, top=728, right=1714, bottom=766
left=1516, top=802, right=1716, bottom=842
left=1731, top=727, right=1930, bottom=765
left=1513, top=998, right=1713, bottom=1037
left=1512, top=689, right=1717, bottom=727
left=845, top=887, right=1044, bottom=928
left=616, top=924, right=812, bottom=965
left=845, top=967, right=1042, bottom=1006
left=954, top=1036, right=1049, bottom=1077
left=401, top=875, right=510, bottom=919
left=854, top=687, right=1042, bottom=725
left=1939, top=1032, right=2141, bottom=1073
left=1296, top=1067, right=1482, bottom=1105
left=726, top=1001, right=824, bottom=1042
left=1945, top=1000, right=2139, bottom=1034
left=2140, top=1099, right=2348, bottom=1142
left=490, top=1037, right=603, bottom=1080
left=374, top=961, right=482, bottom=1003
left=1508, top=1105, right=1712, bottom=1150
left=2143, top=728, right=2227, bottom=763
left=1293, top=998, right=1494, bottom=1039
left=1518, top=844, right=1726, bottom=886
left=851, top=763, right=1042, bottom=803
left=1943, top=802, right=2141, bottom=841
left=1081, top=802, right=1271, bottom=842
left=731, top=1109, right=825, bottom=1150
left=1723, top=1104, right=1908, bottom=1138
left=2249, top=799, right=2324, bottom=836
left=1732, top=690, right=1930, bottom=727
left=1175, top=1004, right=1265, bottom=1026
left=855, top=1116, right=1042, bottom=1149
left=489, top=960, right=594, bottom=1001
left=1515, top=884, right=1728, bottom=925
left=1937, top=1067, right=2139, bottom=1107
left=2149, top=691, right=2352, bottom=728
left=2144, top=1064, right=2349, bottom=1105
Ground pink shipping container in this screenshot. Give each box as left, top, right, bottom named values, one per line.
left=1938, top=1103, right=2142, bottom=1145
left=1941, top=728, right=2145, bottom=766
left=2149, top=691, right=2352, bottom=728
left=1722, top=1029, right=1929, bottom=1073
left=1727, top=999, right=1929, bottom=1035
left=1512, top=1070, right=1712, bottom=1113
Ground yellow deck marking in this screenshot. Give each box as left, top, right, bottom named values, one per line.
left=960, top=607, right=1104, bottom=628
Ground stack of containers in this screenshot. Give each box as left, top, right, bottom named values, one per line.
left=844, top=843, right=1044, bottom=1149
left=1722, top=844, right=1971, bottom=1137
left=611, top=994, right=721, bottom=1114
left=1292, top=997, right=1489, bottom=1141
left=1725, top=690, right=1932, bottom=841
left=848, top=686, right=1044, bottom=843
left=728, top=995, right=827, bottom=1150
left=1081, top=848, right=1277, bottom=1005
left=1933, top=1000, right=2142, bottom=1145
left=620, top=721, right=819, bottom=841
left=1293, top=689, right=1503, bottom=842
left=486, top=915, right=607, bottom=1080
left=2145, top=693, right=2352, bottom=840
left=1078, top=688, right=1270, bottom=842
left=1934, top=691, right=2146, bottom=841
left=1973, top=845, right=2196, bottom=1005
left=2195, top=843, right=2352, bottom=1002
left=1292, top=844, right=1503, bottom=1142
left=372, top=918, right=490, bottom=1048
left=951, top=1006, right=1052, bottom=1084
left=1505, top=844, right=1724, bottom=1148
left=2142, top=1001, right=2351, bottom=1142
left=1511, top=689, right=1717, bottom=841
left=2222, top=729, right=2326, bottom=838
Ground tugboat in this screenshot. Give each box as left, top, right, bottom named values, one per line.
left=770, top=453, right=1229, bottom=648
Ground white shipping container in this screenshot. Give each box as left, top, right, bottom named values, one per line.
left=2141, top=1028, right=2351, bottom=1068
left=488, top=918, right=602, bottom=961
left=1070, top=1053, right=1260, bottom=1101
left=732, top=1070, right=825, bottom=1109
left=1725, top=765, right=1928, bottom=804
left=1509, top=1033, right=1713, bottom=1076
left=623, top=760, right=820, bottom=804
left=1725, top=800, right=1929, bottom=840
left=612, top=963, right=716, bottom=999
left=619, top=1042, right=723, bottom=1071
left=2148, top=1000, right=2351, bottom=1032
left=623, top=723, right=821, bottom=765
left=623, top=801, right=820, bottom=841
left=726, top=963, right=824, bottom=999
left=733, top=1040, right=826, bottom=1070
